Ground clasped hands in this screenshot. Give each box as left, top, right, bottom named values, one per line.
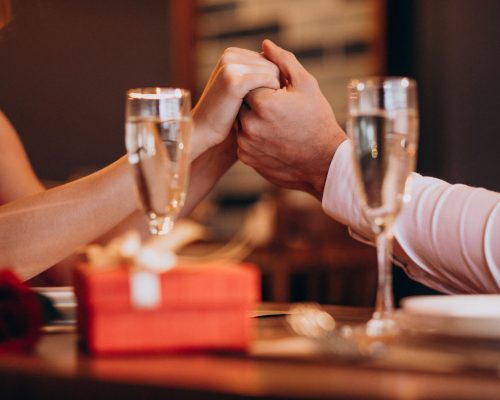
left=193, top=40, right=348, bottom=200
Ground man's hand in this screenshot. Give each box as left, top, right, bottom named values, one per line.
left=237, top=40, right=347, bottom=200
left=191, top=47, right=280, bottom=160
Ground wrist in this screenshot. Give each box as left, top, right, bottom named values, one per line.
left=310, top=128, right=348, bottom=200
left=191, top=109, right=224, bottom=160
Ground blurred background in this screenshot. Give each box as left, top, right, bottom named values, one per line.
left=0, top=0, right=499, bottom=305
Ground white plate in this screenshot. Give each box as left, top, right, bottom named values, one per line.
left=33, top=286, right=77, bottom=326
left=397, top=295, right=500, bottom=339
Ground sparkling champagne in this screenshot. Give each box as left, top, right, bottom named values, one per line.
left=126, top=116, right=191, bottom=234
left=348, top=112, right=418, bottom=229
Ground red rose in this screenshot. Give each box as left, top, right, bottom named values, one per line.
left=0, top=269, right=42, bottom=353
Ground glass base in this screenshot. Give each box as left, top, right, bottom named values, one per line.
left=365, top=315, right=399, bottom=337
left=147, top=216, right=174, bottom=235
left=339, top=321, right=395, bottom=359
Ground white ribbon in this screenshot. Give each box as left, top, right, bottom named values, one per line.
left=85, top=231, right=178, bottom=309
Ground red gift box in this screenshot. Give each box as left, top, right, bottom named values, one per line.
left=74, top=260, right=260, bottom=355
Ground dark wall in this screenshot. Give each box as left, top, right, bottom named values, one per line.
left=388, top=0, right=500, bottom=191
left=0, top=0, right=172, bottom=181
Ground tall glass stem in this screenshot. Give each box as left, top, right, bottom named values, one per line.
left=373, top=225, right=394, bottom=319
left=365, top=224, right=397, bottom=336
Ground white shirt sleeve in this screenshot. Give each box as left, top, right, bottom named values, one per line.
left=322, top=140, right=500, bottom=294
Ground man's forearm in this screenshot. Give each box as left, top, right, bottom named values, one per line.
left=322, top=139, right=500, bottom=294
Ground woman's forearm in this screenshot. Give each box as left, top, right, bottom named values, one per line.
left=0, top=157, right=137, bottom=279
left=181, top=135, right=237, bottom=218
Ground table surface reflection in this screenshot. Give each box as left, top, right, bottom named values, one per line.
left=1, top=303, right=500, bottom=400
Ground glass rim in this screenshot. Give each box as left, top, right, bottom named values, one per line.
left=126, top=87, right=190, bottom=100
left=347, top=76, right=416, bottom=90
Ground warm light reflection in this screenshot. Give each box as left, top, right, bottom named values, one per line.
left=128, top=88, right=186, bottom=100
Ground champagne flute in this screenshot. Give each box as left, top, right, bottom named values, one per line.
left=125, top=87, right=192, bottom=235
left=346, top=77, right=418, bottom=336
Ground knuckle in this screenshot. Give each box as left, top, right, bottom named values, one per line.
left=247, top=89, right=275, bottom=117
left=240, top=115, right=257, bottom=136
left=250, top=96, right=270, bottom=118
left=309, top=74, right=319, bottom=87
left=218, top=65, right=240, bottom=91
left=284, top=49, right=298, bottom=63
left=303, top=72, right=319, bottom=91
left=256, top=93, right=278, bottom=118
left=239, top=117, right=251, bottom=134
left=220, top=47, right=236, bottom=64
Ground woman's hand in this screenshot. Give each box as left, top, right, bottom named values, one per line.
left=191, top=47, right=280, bottom=159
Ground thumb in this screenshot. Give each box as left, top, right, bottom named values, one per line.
left=262, top=39, right=307, bottom=87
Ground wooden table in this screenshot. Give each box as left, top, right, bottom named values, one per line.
left=1, top=304, right=500, bottom=400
